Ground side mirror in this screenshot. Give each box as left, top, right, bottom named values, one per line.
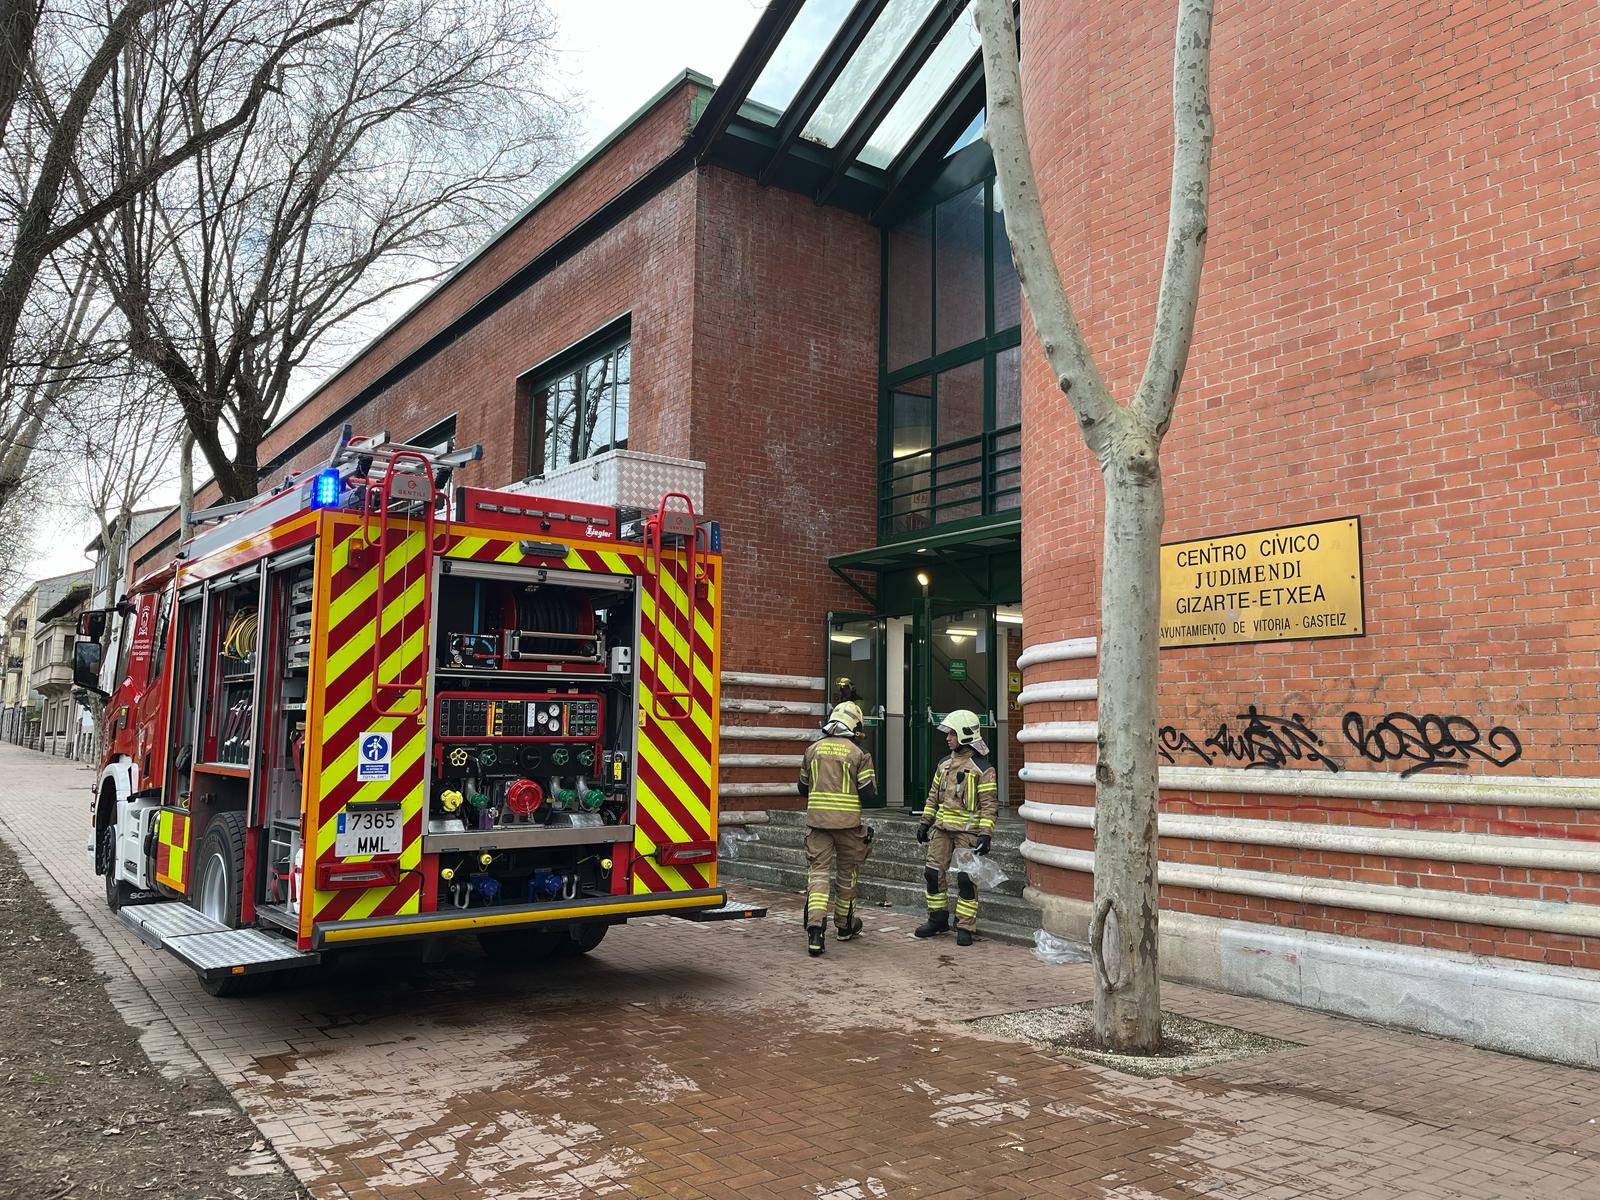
left=78, top=610, right=108, bottom=640
left=73, top=640, right=106, bottom=695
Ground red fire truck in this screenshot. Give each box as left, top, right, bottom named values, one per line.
left=75, top=430, right=760, bottom=995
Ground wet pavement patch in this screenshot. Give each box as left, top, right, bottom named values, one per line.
left=967, top=1003, right=1300, bottom=1078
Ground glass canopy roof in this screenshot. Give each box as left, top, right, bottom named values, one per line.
left=708, top=0, right=990, bottom=220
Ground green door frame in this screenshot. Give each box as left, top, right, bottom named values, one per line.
left=823, top=611, right=889, bottom=808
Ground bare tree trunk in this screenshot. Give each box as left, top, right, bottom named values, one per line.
left=1090, top=441, right=1165, bottom=1050
left=977, top=0, right=1214, bottom=1054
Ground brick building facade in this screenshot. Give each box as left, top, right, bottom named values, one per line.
left=1014, top=0, right=1600, bottom=1058
left=128, top=1, right=1599, bottom=1060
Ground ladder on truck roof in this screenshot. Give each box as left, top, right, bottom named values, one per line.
left=180, top=425, right=481, bottom=565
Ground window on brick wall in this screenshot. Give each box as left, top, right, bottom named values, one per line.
left=525, top=329, right=631, bottom=478
left=879, top=174, right=1022, bottom=538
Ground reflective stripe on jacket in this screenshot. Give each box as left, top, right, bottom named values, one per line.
left=799, top=736, right=877, bottom=829
left=921, top=750, right=998, bottom=834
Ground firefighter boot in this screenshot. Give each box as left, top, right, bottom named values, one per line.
left=914, top=911, right=949, bottom=939
left=835, top=913, right=863, bottom=942
left=807, top=926, right=826, bottom=956
left=956, top=929, right=974, bottom=947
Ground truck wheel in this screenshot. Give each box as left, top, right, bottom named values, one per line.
left=193, top=812, right=246, bottom=928
left=199, top=970, right=272, bottom=999
left=477, top=928, right=561, bottom=961
left=101, top=823, right=132, bottom=912
left=562, top=923, right=608, bottom=956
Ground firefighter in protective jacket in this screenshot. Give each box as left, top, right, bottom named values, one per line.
left=915, top=709, right=997, bottom=946
left=798, top=701, right=877, bottom=956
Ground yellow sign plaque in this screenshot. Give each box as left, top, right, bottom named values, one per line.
left=1159, top=517, right=1364, bottom=649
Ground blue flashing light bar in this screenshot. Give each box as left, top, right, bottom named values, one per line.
left=311, top=469, right=341, bottom=508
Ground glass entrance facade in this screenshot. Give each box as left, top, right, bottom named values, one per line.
left=880, top=171, right=1022, bottom=539
left=829, top=602, right=1023, bottom=813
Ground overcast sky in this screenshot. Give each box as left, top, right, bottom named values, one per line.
left=553, top=0, right=767, bottom=149
left=25, top=0, right=770, bottom=583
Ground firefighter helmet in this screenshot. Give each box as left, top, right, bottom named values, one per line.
left=936, top=709, right=984, bottom=749
left=824, top=701, right=864, bottom=737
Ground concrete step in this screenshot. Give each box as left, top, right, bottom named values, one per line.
left=750, top=822, right=1028, bottom=873
left=742, top=818, right=1028, bottom=874
left=729, top=836, right=1028, bottom=898
left=717, top=857, right=1044, bottom=946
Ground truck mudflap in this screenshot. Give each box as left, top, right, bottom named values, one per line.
left=119, top=902, right=319, bottom=982
left=312, top=886, right=732, bottom=949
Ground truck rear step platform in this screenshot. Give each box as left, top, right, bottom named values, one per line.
left=675, top=898, right=767, bottom=921
left=119, top=902, right=319, bottom=978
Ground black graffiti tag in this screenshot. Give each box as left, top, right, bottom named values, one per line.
left=1341, top=712, right=1524, bottom=778
left=1158, top=725, right=1213, bottom=765
left=1203, top=706, right=1342, bottom=773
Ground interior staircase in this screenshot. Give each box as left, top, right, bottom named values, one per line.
left=718, top=806, right=1052, bottom=948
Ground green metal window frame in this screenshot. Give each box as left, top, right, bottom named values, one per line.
left=877, top=170, right=1022, bottom=541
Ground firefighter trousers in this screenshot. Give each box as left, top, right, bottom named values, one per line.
left=804, top=825, right=871, bottom=930
left=925, top=828, right=981, bottom=932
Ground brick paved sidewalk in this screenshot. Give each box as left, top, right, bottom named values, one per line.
left=3, top=743, right=1597, bottom=1200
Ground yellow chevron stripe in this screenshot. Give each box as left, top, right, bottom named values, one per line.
left=635, top=775, right=693, bottom=844
left=448, top=535, right=488, bottom=559
left=322, top=623, right=425, bottom=751
left=315, top=723, right=427, bottom=855
left=633, top=862, right=691, bottom=894
left=598, top=550, right=628, bottom=573
left=326, top=530, right=423, bottom=629
left=639, top=583, right=716, bottom=703
left=636, top=589, right=714, bottom=717
left=636, top=635, right=714, bottom=744
left=651, top=561, right=717, bottom=670
left=641, top=701, right=711, bottom=793
left=324, top=568, right=425, bottom=686
left=637, top=738, right=710, bottom=830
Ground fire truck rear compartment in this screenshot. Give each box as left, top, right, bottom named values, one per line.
left=421, top=569, right=638, bottom=915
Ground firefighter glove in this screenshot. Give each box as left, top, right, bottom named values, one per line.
left=976, top=835, right=992, bottom=856
left=916, top=823, right=931, bottom=844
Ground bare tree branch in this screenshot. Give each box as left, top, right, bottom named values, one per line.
left=95, top=0, right=573, bottom=501
left=976, top=0, right=1116, bottom=452
left=1132, top=0, right=1215, bottom=436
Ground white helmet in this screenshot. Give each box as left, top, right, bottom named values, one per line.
left=936, top=708, right=987, bottom=755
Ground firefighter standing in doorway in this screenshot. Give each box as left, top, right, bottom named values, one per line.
left=915, top=709, right=997, bottom=946
left=798, top=701, right=877, bottom=957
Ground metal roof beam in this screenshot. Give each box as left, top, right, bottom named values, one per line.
left=814, top=0, right=967, bottom=207
left=694, top=0, right=809, bottom=164
left=758, top=0, right=893, bottom=186
left=871, top=51, right=984, bottom=223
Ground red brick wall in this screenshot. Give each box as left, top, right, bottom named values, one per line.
left=1018, top=0, right=1600, bottom=962
left=690, top=167, right=880, bottom=676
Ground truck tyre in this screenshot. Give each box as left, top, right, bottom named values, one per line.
left=199, top=969, right=272, bottom=999
left=477, top=927, right=561, bottom=961
left=562, top=923, right=608, bottom=956
left=101, top=822, right=133, bottom=912
left=193, top=811, right=246, bottom=928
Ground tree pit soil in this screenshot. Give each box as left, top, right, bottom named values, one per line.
left=0, top=836, right=308, bottom=1200
left=969, top=1002, right=1300, bottom=1078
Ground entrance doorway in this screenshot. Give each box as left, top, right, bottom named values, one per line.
left=826, top=603, right=1024, bottom=813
